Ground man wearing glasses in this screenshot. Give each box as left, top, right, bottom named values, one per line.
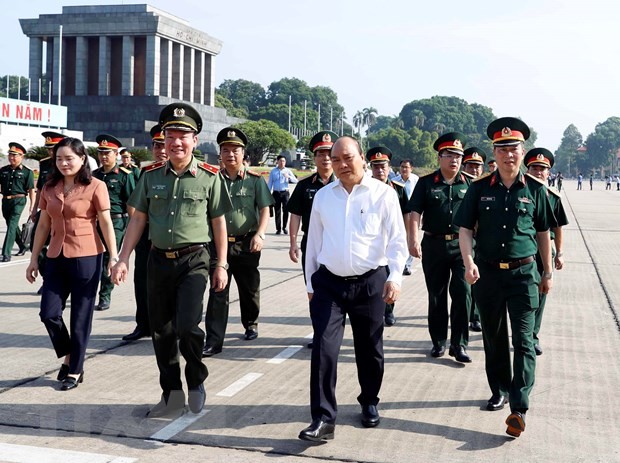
left=406, top=132, right=472, bottom=363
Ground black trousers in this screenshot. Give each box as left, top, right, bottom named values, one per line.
left=272, top=190, right=289, bottom=232
left=39, top=253, right=103, bottom=375
left=147, top=247, right=209, bottom=392
left=309, top=265, right=388, bottom=423
left=132, top=225, right=151, bottom=333
left=205, top=237, right=261, bottom=348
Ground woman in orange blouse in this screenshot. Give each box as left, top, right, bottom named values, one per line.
left=26, top=138, right=118, bottom=391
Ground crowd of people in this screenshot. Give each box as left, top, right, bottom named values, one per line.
left=1, top=105, right=568, bottom=441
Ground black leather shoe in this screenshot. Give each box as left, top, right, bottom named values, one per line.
left=384, top=312, right=396, bottom=326
left=16, top=248, right=27, bottom=256
left=147, top=391, right=186, bottom=418
left=307, top=342, right=313, bottom=349
left=57, top=364, right=70, bottom=381
left=298, top=419, right=335, bottom=442
left=487, top=395, right=507, bottom=411
left=60, top=372, right=84, bottom=391
left=430, top=345, right=445, bottom=358
left=95, top=299, right=110, bottom=311
left=403, top=268, right=411, bottom=276
left=469, top=321, right=482, bottom=332
left=2, top=255, right=11, bottom=262
left=122, top=327, right=149, bottom=341
left=275, top=230, right=281, bottom=235
left=244, top=328, right=258, bottom=340
left=361, top=404, right=381, bottom=428
left=283, top=228, right=288, bottom=235
left=534, top=343, right=543, bottom=356
left=202, top=345, right=222, bottom=357
left=449, top=345, right=472, bottom=363
left=188, top=383, right=206, bottom=413
left=505, top=411, right=526, bottom=437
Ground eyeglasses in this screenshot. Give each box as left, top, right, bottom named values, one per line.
left=439, top=153, right=462, bottom=160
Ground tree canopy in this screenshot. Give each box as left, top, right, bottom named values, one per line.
left=235, top=119, right=296, bottom=166
left=554, top=124, right=583, bottom=174
left=584, top=117, right=620, bottom=175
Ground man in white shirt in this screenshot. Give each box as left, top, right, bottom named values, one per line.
left=267, top=155, right=298, bottom=234
left=298, top=137, right=408, bottom=442
left=393, top=159, right=418, bottom=275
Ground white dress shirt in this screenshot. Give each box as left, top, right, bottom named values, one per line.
left=394, top=173, right=419, bottom=200
left=305, top=175, right=408, bottom=293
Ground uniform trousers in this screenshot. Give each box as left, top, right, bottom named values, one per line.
left=272, top=190, right=290, bottom=232
left=148, top=247, right=209, bottom=393
left=473, top=259, right=539, bottom=412
left=533, top=248, right=555, bottom=342
left=39, top=253, right=103, bottom=375
left=132, top=225, right=151, bottom=333
left=98, top=216, right=127, bottom=302
left=421, top=237, right=471, bottom=348
left=309, top=265, right=387, bottom=424
left=205, top=236, right=261, bottom=348
left=2, top=197, right=26, bottom=256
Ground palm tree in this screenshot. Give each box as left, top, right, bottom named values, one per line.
left=363, top=107, right=378, bottom=132
left=353, top=110, right=364, bottom=136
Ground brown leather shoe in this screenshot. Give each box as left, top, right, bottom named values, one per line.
left=505, top=411, right=526, bottom=437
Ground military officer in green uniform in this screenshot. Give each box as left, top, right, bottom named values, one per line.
left=406, top=133, right=472, bottom=362
left=93, top=134, right=135, bottom=311
left=202, top=127, right=273, bottom=357
left=1, top=143, right=35, bottom=262
left=123, top=124, right=167, bottom=342
left=120, top=148, right=141, bottom=183
left=462, top=147, right=487, bottom=333
left=368, top=146, right=407, bottom=326
left=112, top=103, right=231, bottom=417
left=524, top=148, right=569, bottom=356
left=455, top=117, right=555, bottom=438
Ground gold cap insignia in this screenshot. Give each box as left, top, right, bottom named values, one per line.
left=101, top=140, right=108, bottom=146
left=173, top=107, right=185, bottom=117
left=322, top=133, right=331, bottom=143
left=502, top=127, right=512, bottom=136
left=45, top=137, right=52, bottom=143
left=536, top=153, right=545, bottom=161
left=454, top=139, right=462, bottom=149
left=227, top=130, right=236, bottom=138
left=472, top=152, right=481, bottom=160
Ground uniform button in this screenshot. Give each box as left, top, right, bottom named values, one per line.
left=168, top=229, right=172, bottom=233
left=170, top=211, right=174, bottom=215
left=505, top=208, right=508, bottom=211
left=173, top=195, right=177, bottom=199
left=155, top=194, right=159, bottom=199
left=486, top=206, right=490, bottom=210
left=449, top=210, right=452, bottom=214
left=503, top=225, right=506, bottom=229
left=501, top=243, right=505, bottom=247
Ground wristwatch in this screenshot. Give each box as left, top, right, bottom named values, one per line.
left=542, top=272, right=553, bottom=279
left=215, top=262, right=229, bottom=270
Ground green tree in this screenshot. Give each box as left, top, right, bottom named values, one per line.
left=0, top=75, right=31, bottom=99
left=26, top=146, right=49, bottom=162
left=217, top=79, right=266, bottom=114
left=236, top=119, right=296, bottom=166
left=215, top=93, right=249, bottom=119
left=584, top=117, right=620, bottom=174
left=554, top=124, right=583, bottom=175
left=267, top=77, right=313, bottom=106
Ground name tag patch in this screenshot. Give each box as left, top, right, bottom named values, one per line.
left=481, top=196, right=495, bottom=202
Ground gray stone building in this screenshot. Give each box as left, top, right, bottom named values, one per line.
left=20, top=4, right=240, bottom=157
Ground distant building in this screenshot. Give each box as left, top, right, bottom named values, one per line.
left=20, top=4, right=241, bottom=157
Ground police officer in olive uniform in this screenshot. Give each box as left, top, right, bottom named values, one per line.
left=120, top=148, right=141, bottom=183
left=93, top=134, right=135, bottom=311
left=456, top=117, right=555, bottom=438
left=123, top=124, right=168, bottom=342
left=462, top=147, right=487, bottom=333
left=1, top=143, right=35, bottom=262
left=202, top=127, right=273, bottom=357
left=525, top=148, right=569, bottom=356
left=368, top=146, right=408, bottom=327
left=407, top=133, right=472, bottom=363
left=112, top=103, right=232, bottom=417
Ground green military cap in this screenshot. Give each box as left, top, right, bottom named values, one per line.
left=41, top=131, right=66, bottom=149
left=159, top=103, right=202, bottom=134
left=525, top=148, right=554, bottom=168
left=463, top=147, right=487, bottom=165
left=96, top=134, right=122, bottom=152
left=433, top=132, right=465, bottom=154
left=309, top=130, right=338, bottom=153
left=217, top=127, right=248, bottom=147
left=8, top=142, right=26, bottom=156
left=366, top=146, right=392, bottom=163
left=150, top=124, right=164, bottom=143
left=487, top=117, right=530, bottom=146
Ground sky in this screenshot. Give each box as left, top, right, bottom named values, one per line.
left=2, top=0, right=619, bottom=150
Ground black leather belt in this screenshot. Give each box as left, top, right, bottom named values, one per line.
left=110, top=213, right=129, bottom=219
left=152, top=244, right=205, bottom=259
left=482, top=255, right=535, bottom=270
left=319, top=264, right=383, bottom=281
left=4, top=194, right=26, bottom=200
left=424, top=232, right=459, bottom=241
left=227, top=231, right=255, bottom=243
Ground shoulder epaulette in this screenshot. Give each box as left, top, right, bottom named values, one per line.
left=473, top=172, right=492, bottom=182
left=197, top=162, right=219, bottom=175
left=391, top=180, right=404, bottom=188
left=246, top=169, right=262, bottom=177
left=23, top=164, right=33, bottom=171
left=461, top=171, right=475, bottom=179
left=119, top=166, right=132, bottom=175
left=142, top=160, right=166, bottom=173
left=40, top=156, right=51, bottom=162
left=547, top=186, right=561, bottom=198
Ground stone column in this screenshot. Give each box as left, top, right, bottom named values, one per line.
left=98, top=36, right=110, bottom=96
left=52, top=35, right=62, bottom=99
left=160, top=39, right=172, bottom=97
left=28, top=37, right=43, bottom=101
left=204, top=53, right=214, bottom=106
left=197, top=51, right=205, bottom=105
left=172, top=43, right=184, bottom=100
left=75, top=37, right=88, bottom=96
left=183, top=46, right=195, bottom=103
left=146, top=35, right=160, bottom=96
left=122, top=36, right=135, bottom=96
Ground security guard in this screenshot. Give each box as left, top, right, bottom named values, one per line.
left=456, top=117, right=554, bottom=438
left=112, top=103, right=232, bottom=417
left=1, top=143, right=35, bottom=262
left=93, top=134, right=135, bottom=311
left=120, top=148, right=141, bottom=183
left=368, top=146, right=408, bottom=326
left=123, top=124, right=167, bottom=342
left=202, top=127, right=273, bottom=357
left=406, top=133, right=472, bottom=362
left=524, top=148, right=569, bottom=355
left=462, top=147, right=487, bottom=332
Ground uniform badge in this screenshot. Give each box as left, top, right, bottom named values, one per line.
left=173, top=107, right=185, bottom=117
left=454, top=139, right=462, bottom=149
left=518, top=197, right=532, bottom=204
left=536, top=153, right=546, bottom=162
left=502, top=127, right=512, bottom=136
left=101, top=139, right=108, bottom=146
left=472, top=152, right=481, bottom=160
left=45, top=137, right=52, bottom=144
left=322, top=133, right=331, bottom=143
left=227, top=130, right=236, bottom=138
left=481, top=196, right=495, bottom=201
